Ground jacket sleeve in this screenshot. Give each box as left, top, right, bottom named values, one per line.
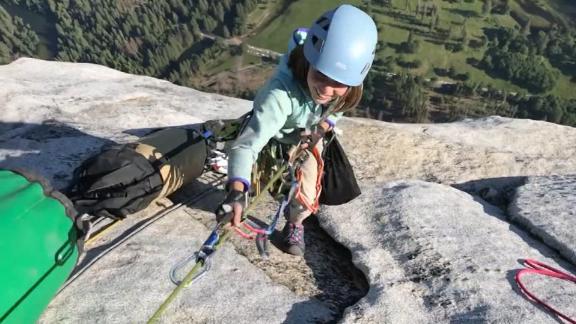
left=227, top=80, right=292, bottom=190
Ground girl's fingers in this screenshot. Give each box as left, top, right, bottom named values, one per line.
left=232, top=203, right=243, bottom=226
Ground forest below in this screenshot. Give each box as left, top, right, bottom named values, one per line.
left=1, top=0, right=575, bottom=126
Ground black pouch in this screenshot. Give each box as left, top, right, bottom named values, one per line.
left=319, top=133, right=361, bottom=205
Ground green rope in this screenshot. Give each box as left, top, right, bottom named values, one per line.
left=147, top=262, right=203, bottom=323
left=147, top=163, right=288, bottom=323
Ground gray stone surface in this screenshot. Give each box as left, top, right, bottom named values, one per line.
left=509, top=175, right=576, bottom=266
left=319, top=181, right=576, bottom=323
left=0, top=58, right=252, bottom=189
left=40, top=202, right=334, bottom=323
left=337, top=117, right=576, bottom=185
left=2, top=58, right=576, bottom=323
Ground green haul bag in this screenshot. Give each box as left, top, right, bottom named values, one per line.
left=0, top=169, right=82, bottom=324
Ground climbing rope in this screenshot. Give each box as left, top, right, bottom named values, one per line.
left=147, top=153, right=306, bottom=323
left=515, top=259, right=576, bottom=323
left=84, top=217, right=120, bottom=245
left=56, top=174, right=227, bottom=297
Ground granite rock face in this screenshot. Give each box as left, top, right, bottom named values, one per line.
left=1, top=58, right=575, bottom=323
left=319, top=181, right=576, bottom=323
left=0, top=58, right=251, bottom=189
left=39, top=203, right=334, bottom=324
left=509, top=175, right=576, bottom=266
left=337, top=116, right=576, bottom=185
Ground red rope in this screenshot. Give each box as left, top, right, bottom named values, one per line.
left=515, top=259, right=576, bottom=323
left=232, top=222, right=266, bottom=240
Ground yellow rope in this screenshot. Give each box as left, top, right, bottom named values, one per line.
left=147, top=163, right=288, bottom=323
left=85, top=219, right=121, bottom=245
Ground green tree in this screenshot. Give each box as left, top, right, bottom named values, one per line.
left=522, top=19, right=531, bottom=36
left=222, top=25, right=230, bottom=38
left=461, top=24, right=469, bottom=46
left=0, top=42, right=10, bottom=64
left=392, top=73, right=428, bottom=122
left=431, top=14, right=440, bottom=31
left=222, top=0, right=232, bottom=11
left=364, top=0, right=373, bottom=17
left=502, top=0, right=511, bottom=14
left=215, top=3, right=225, bottom=22
left=482, top=0, right=492, bottom=16
left=199, top=0, right=209, bottom=13
left=535, top=31, right=549, bottom=55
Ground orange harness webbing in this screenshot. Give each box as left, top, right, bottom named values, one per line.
left=293, top=145, right=324, bottom=214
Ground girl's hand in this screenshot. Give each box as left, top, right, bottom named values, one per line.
left=215, top=181, right=247, bottom=226
left=299, top=124, right=328, bottom=150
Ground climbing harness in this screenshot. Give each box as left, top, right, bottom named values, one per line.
left=515, top=259, right=576, bottom=323
left=225, top=141, right=314, bottom=257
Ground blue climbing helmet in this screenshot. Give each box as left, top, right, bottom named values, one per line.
left=303, top=4, right=378, bottom=87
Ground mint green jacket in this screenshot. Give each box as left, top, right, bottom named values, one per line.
left=228, top=55, right=343, bottom=189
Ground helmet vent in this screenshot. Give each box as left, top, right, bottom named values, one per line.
left=316, top=16, right=330, bottom=31
left=312, top=35, right=325, bottom=52
left=361, top=62, right=372, bottom=75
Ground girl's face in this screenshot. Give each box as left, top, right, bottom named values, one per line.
left=306, top=67, right=349, bottom=105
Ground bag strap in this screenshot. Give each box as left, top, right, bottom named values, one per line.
left=150, top=129, right=206, bottom=169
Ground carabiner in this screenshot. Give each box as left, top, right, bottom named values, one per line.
left=169, top=252, right=212, bottom=286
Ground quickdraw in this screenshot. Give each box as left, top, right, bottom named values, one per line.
left=150, top=143, right=309, bottom=323
left=56, top=173, right=227, bottom=297
left=169, top=211, right=230, bottom=287
left=232, top=164, right=299, bottom=259
left=166, top=159, right=295, bottom=288
left=148, top=222, right=233, bottom=324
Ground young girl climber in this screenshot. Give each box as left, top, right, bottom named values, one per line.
left=216, top=4, right=378, bottom=256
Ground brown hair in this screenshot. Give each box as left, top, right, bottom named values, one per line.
left=287, top=45, right=363, bottom=114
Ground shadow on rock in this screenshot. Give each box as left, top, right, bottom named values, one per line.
left=282, top=299, right=337, bottom=324
left=122, top=122, right=205, bottom=138
left=0, top=120, right=115, bottom=189
left=301, top=216, right=369, bottom=319
left=452, top=176, right=528, bottom=210
left=457, top=177, right=574, bottom=270
left=167, top=176, right=227, bottom=215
